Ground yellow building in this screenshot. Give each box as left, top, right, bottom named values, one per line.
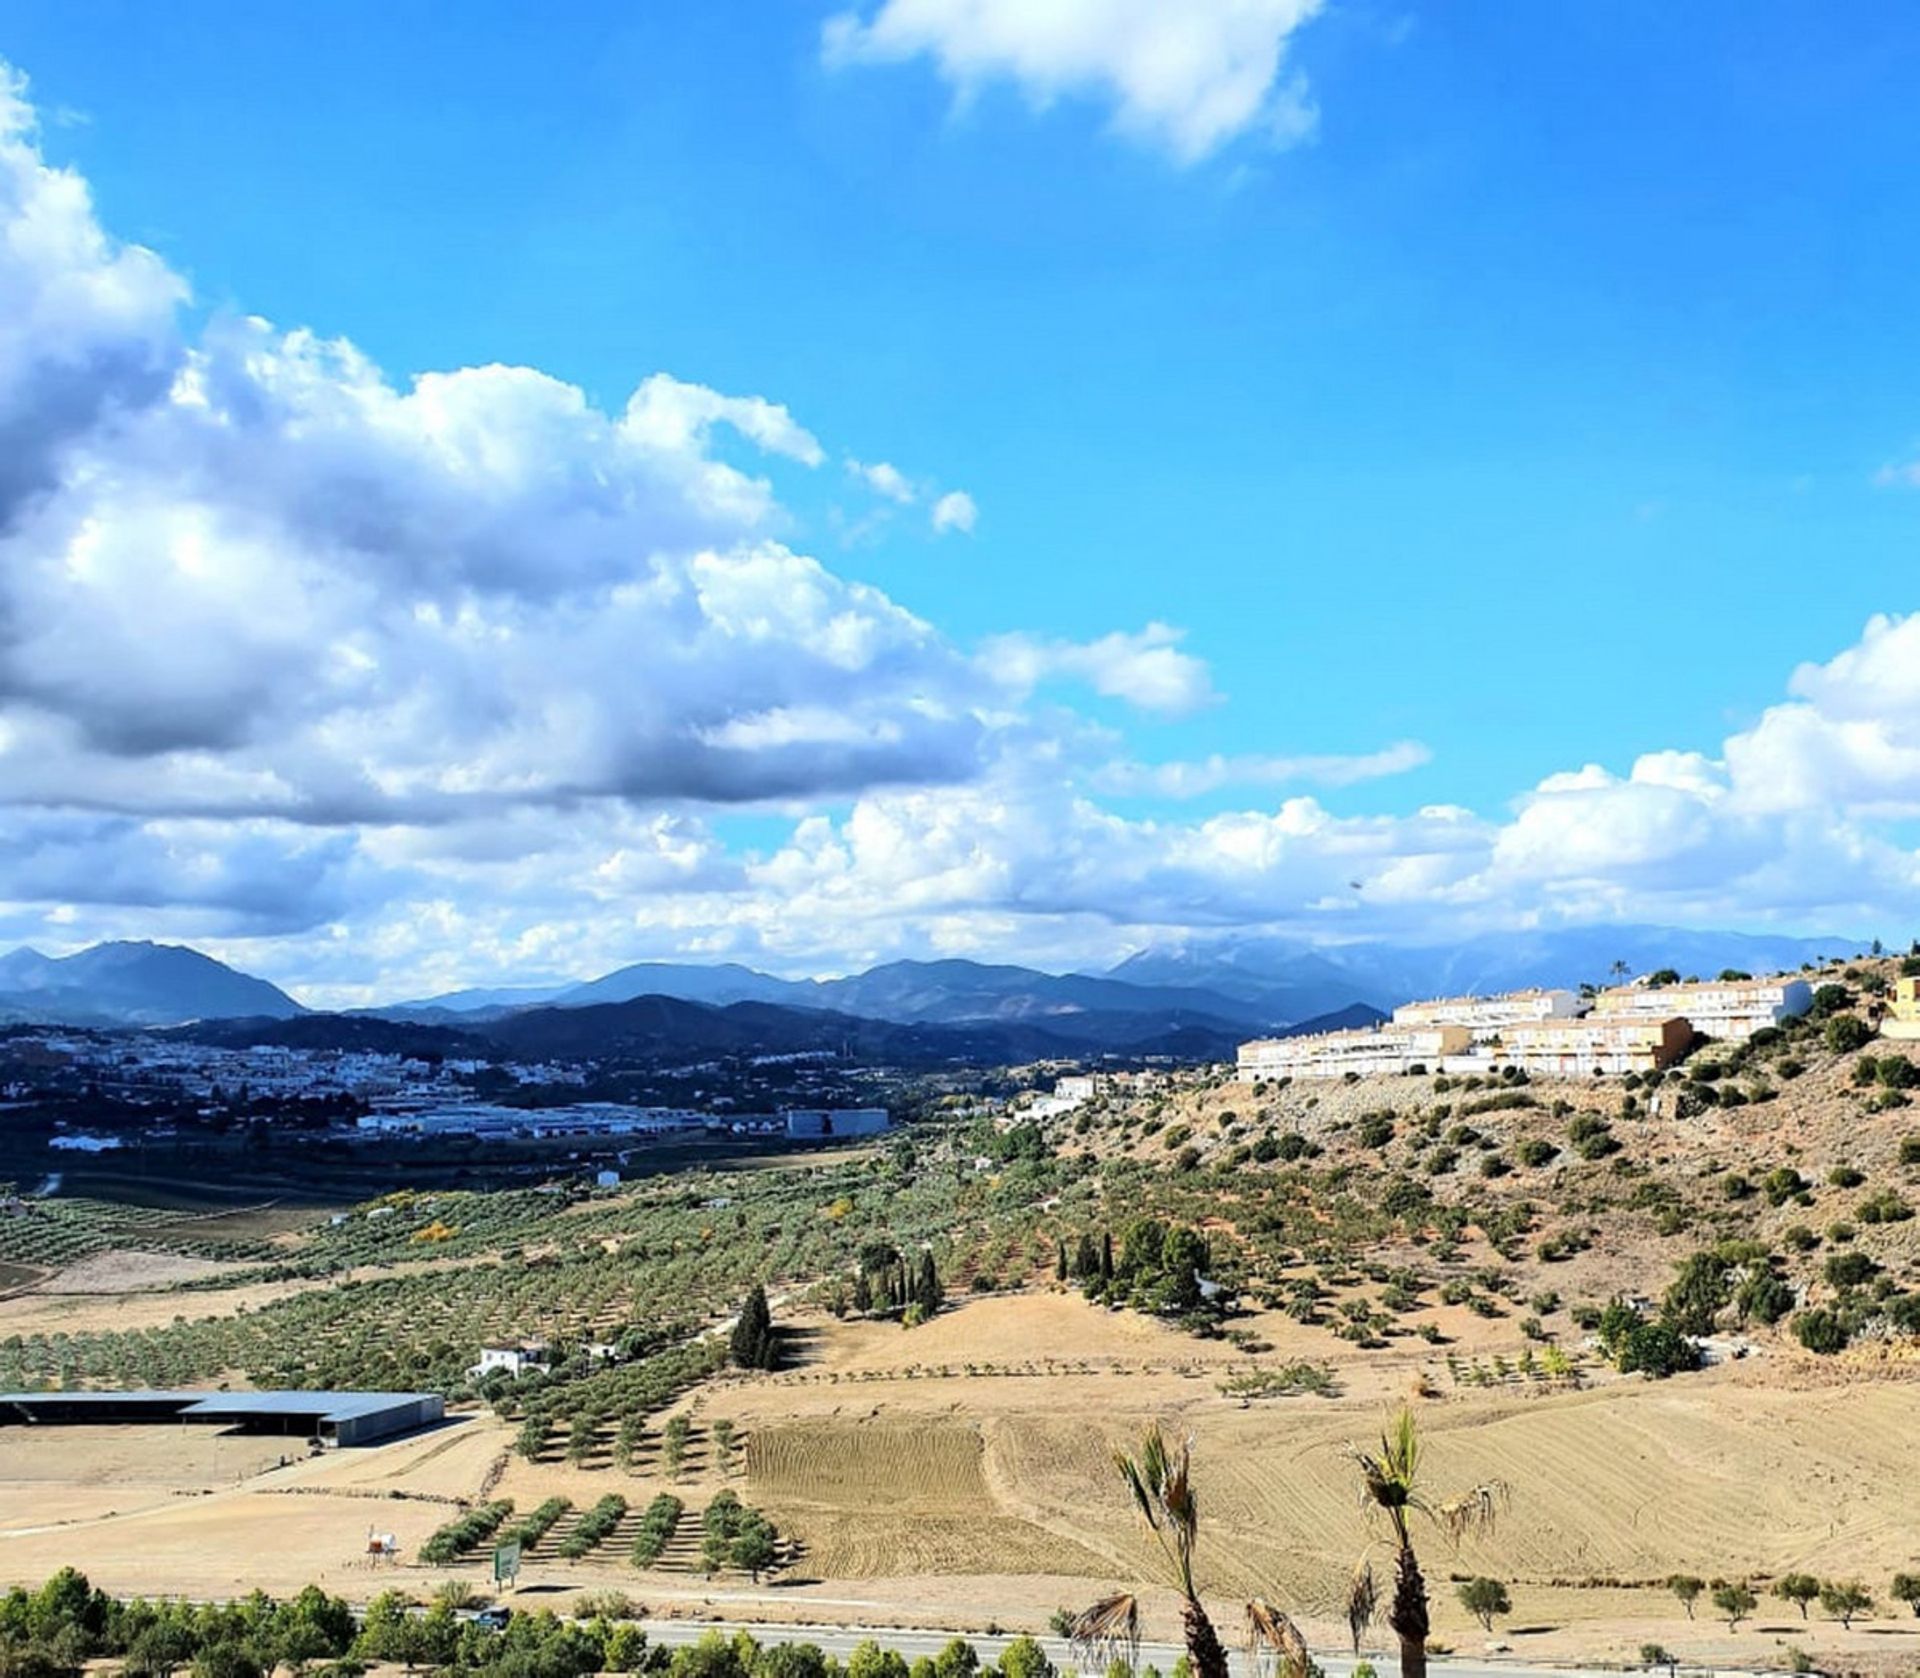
left=1882, top=976, right=1920, bottom=1042
left=1484, top=1015, right=1693, bottom=1077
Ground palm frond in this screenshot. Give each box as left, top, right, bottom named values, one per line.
left=1346, top=1560, right=1379, bottom=1654
left=1114, top=1448, right=1160, bottom=1531
left=1348, top=1406, right=1429, bottom=1523
left=1069, top=1593, right=1141, bottom=1671
left=1435, top=1480, right=1508, bottom=1544
left=1245, top=1598, right=1314, bottom=1678
left=1115, top=1424, right=1199, bottom=1595
left=1161, top=1438, right=1198, bottom=1543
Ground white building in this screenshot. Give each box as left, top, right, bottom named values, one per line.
left=1238, top=1024, right=1472, bottom=1081
left=1593, top=976, right=1812, bottom=1041
left=1392, top=989, right=1582, bottom=1039
left=469, top=1343, right=550, bottom=1380
left=1455, top=1014, right=1693, bottom=1077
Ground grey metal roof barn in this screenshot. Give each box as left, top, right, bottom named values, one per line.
left=0, top=1389, right=444, bottom=1445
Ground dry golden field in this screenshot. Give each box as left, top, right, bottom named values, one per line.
left=3, top=1290, right=1919, bottom=1672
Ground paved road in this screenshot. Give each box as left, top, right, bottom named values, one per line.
left=631, top=1618, right=1746, bottom=1678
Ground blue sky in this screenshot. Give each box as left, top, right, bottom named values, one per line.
left=1, top=2, right=1918, bottom=999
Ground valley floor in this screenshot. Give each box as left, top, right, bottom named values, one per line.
left=3, top=1292, right=1917, bottom=1676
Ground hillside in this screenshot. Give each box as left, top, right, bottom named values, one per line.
left=483, top=993, right=1247, bottom=1064
left=1037, top=951, right=1920, bottom=1375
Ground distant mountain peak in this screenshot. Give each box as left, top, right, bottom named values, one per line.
left=0, top=939, right=304, bottom=1028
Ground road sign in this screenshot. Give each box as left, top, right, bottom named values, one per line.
left=493, top=1540, right=521, bottom=1586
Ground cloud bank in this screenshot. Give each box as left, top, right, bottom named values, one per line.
left=2, top=60, right=1918, bottom=1004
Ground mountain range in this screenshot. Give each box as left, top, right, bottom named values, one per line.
left=0, top=942, right=303, bottom=1029
left=0, top=926, right=1865, bottom=1051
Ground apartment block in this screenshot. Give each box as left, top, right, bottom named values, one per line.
left=1392, top=988, right=1582, bottom=1038
left=1592, top=975, right=1812, bottom=1040
left=1469, top=1014, right=1693, bottom=1077
left=1237, top=1024, right=1471, bottom=1081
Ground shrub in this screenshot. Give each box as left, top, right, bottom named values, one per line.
left=1876, top=1055, right=1920, bottom=1089
left=1357, top=1116, right=1395, bottom=1149
left=1663, top=1251, right=1732, bottom=1336
left=1736, top=1271, right=1794, bottom=1326
left=1811, top=983, right=1853, bottom=1018
left=1826, top=1015, right=1873, bottom=1054
left=1615, top=1319, right=1699, bottom=1378
left=1763, top=1167, right=1808, bottom=1207
left=630, top=1495, right=684, bottom=1567
left=503, top=1496, right=571, bottom=1551
left=420, top=1499, right=514, bottom=1565
left=1825, top=1250, right=1879, bottom=1289
left=1859, top=1188, right=1914, bottom=1225
left=558, top=1493, right=629, bottom=1560
left=1575, top=1127, right=1620, bottom=1162
left=1793, top=1308, right=1849, bottom=1355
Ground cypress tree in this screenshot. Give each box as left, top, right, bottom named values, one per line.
left=1074, top=1233, right=1098, bottom=1278
left=731, top=1284, right=774, bottom=1370
left=1056, top=1241, right=1068, bottom=1281
left=1100, top=1232, right=1114, bottom=1283
left=916, top=1250, right=943, bottom=1314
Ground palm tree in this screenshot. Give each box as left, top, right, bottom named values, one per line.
left=1071, top=1425, right=1229, bottom=1678
left=1245, top=1598, right=1316, bottom=1678
left=1347, top=1407, right=1507, bottom=1678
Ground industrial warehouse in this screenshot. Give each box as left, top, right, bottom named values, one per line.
left=0, top=1390, right=445, bottom=1447
left=1238, top=975, right=1816, bottom=1082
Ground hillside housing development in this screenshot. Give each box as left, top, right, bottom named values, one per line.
left=1237, top=973, right=1815, bottom=1082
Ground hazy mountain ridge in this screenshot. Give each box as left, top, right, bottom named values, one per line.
left=1109, top=924, right=1862, bottom=1013
left=0, top=941, right=304, bottom=1028
left=1, top=927, right=1867, bottom=1047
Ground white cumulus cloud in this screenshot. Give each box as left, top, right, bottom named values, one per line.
left=7, top=55, right=1920, bottom=1002
left=930, top=488, right=977, bottom=534
left=823, top=0, right=1325, bottom=163
left=979, top=621, right=1217, bottom=715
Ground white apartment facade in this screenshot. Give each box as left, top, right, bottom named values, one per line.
left=1593, top=976, right=1813, bottom=1041
left=1392, top=988, right=1582, bottom=1039
left=1455, top=1014, right=1694, bottom=1078
left=1238, top=1024, right=1471, bottom=1081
